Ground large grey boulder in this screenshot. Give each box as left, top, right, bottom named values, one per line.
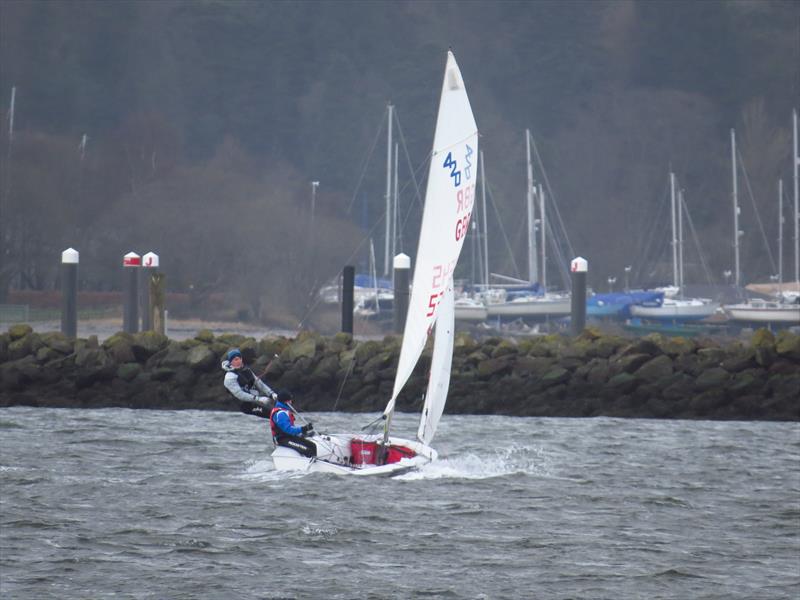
left=512, top=356, right=555, bottom=378
left=477, top=356, right=514, bottom=379
left=8, top=324, right=32, bottom=341
left=284, top=335, right=318, bottom=362
left=607, top=372, right=638, bottom=394
left=634, top=355, right=673, bottom=382
left=8, top=334, right=36, bottom=361
left=612, top=353, right=651, bottom=375
left=186, top=345, right=216, bottom=371
left=159, top=343, right=189, bottom=368
left=540, top=367, right=570, bottom=388
left=131, top=331, right=169, bottom=361
left=775, top=331, right=800, bottom=361
left=694, top=367, right=730, bottom=391
left=103, top=332, right=136, bottom=363
left=40, top=332, right=74, bottom=355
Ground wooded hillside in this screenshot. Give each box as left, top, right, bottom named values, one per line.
left=1, top=0, right=797, bottom=321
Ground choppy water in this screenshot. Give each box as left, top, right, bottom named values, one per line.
left=1, top=407, right=798, bottom=600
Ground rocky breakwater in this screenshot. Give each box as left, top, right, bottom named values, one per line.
left=0, top=324, right=798, bottom=420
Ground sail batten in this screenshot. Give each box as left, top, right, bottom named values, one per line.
left=383, top=50, right=478, bottom=423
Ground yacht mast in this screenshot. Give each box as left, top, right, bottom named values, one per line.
left=384, top=104, right=393, bottom=276
left=793, top=109, right=799, bottom=284
left=392, top=142, right=399, bottom=260
left=370, top=239, right=379, bottom=315
left=525, top=129, right=538, bottom=285
left=480, top=150, right=489, bottom=287
left=732, top=129, right=741, bottom=288
left=670, top=172, right=678, bottom=289
left=8, top=86, right=15, bottom=151
left=678, top=186, right=685, bottom=297
left=539, top=183, right=546, bottom=292
left=779, top=179, right=784, bottom=291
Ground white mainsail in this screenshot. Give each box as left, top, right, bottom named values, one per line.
left=383, top=50, right=479, bottom=420
left=417, top=278, right=454, bottom=445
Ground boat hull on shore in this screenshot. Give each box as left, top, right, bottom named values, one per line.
left=487, top=294, right=571, bottom=318
left=724, top=301, right=800, bottom=325
left=454, top=297, right=488, bottom=321
left=630, top=298, right=719, bottom=321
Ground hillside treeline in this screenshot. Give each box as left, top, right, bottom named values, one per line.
left=0, top=0, right=797, bottom=321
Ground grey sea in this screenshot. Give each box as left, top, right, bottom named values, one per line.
left=1, top=407, right=798, bottom=600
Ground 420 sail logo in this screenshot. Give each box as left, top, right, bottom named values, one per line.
left=442, top=144, right=473, bottom=188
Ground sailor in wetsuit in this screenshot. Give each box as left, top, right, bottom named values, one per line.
left=270, top=390, right=317, bottom=458
left=221, top=348, right=277, bottom=418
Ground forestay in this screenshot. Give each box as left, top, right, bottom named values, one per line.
left=383, top=50, right=479, bottom=420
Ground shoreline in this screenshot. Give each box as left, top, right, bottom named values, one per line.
left=1, top=324, right=798, bottom=421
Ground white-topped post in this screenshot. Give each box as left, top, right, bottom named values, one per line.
left=61, top=248, right=79, bottom=338
left=141, top=251, right=159, bottom=331
left=393, top=253, right=411, bottom=334
left=341, top=265, right=355, bottom=334
left=123, top=252, right=141, bottom=333
left=570, top=257, right=588, bottom=336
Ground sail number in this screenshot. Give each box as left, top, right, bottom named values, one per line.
left=426, top=262, right=455, bottom=316
left=426, top=291, right=443, bottom=317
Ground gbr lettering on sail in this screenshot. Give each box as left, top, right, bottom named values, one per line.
left=426, top=143, right=476, bottom=317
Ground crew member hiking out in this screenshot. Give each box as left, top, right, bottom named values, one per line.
left=270, top=390, right=317, bottom=458
left=221, top=348, right=277, bottom=418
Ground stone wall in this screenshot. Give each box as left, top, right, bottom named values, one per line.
left=1, top=324, right=798, bottom=420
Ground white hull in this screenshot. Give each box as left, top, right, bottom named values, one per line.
left=454, top=298, right=488, bottom=321
left=319, top=285, right=393, bottom=305
left=630, top=298, right=718, bottom=321
left=487, top=295, right=571, bottom=317
left=724, top=302, right=800, bottom=324
left=271, top=434, right=436, bottom=476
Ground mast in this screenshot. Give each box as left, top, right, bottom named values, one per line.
left=384, top=103, right=393, bottom=276
left=732, top=129, right=741, bottom=288
left=794, top=109, right=799, bottom=285
left=480, top=150, right=489, bottom=287
left=678, top=186, right=685, bottom=297
left=369, top=239, right=379, bottom=315
left=670, top=172, right=678, bottom=288
left=779, top=179, right=784, bottom=292
left=8, top=86, right=15, bottom=152
left=539, top=183, right=546, bottom=292
left=525, top=129, right=538, bottom=285
left=392, top=141, right=399, bottom=260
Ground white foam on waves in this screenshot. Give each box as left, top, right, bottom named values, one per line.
left=397, top=443, right=551, bottom=481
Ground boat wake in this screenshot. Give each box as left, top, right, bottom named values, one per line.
left=238, top=458, right=306, bottom=482
left=397, top=444, right=551, bottom=481
left=240, top=443, right=551, bottom=482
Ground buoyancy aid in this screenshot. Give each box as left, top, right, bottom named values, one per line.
left=236, top=368, right=256, bottom=392
left=270, top=406, right=295, bottom=440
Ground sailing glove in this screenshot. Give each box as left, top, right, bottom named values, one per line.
left=301, top=423, right=314, bottom=434
left=271, top=392, right=278, bottom=401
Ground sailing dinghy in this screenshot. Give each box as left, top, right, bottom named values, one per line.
left=272, top=50, right=478, bottom=475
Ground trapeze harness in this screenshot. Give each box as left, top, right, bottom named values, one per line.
left=269, top=406, right=316, bottom=458
left=235, top=368, right=269, bottom=418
